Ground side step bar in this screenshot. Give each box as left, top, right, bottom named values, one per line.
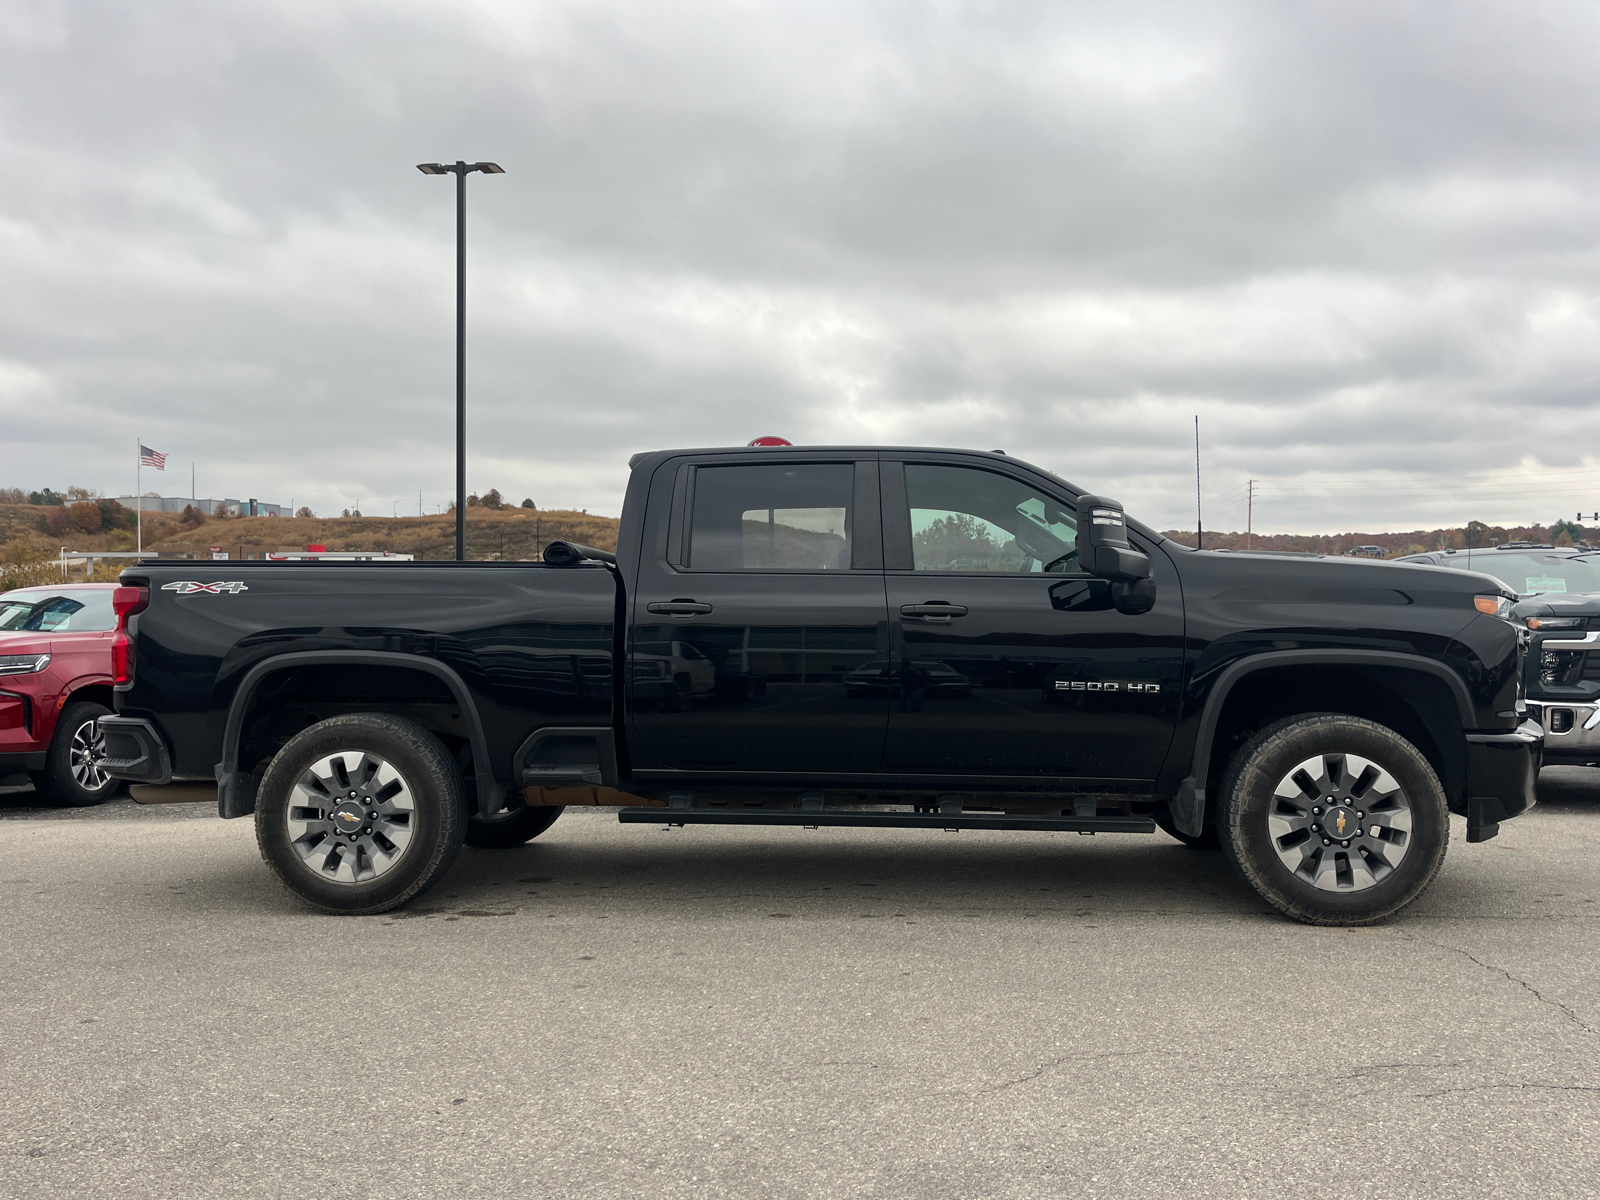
left=616, top=808, right=1155, bottom=834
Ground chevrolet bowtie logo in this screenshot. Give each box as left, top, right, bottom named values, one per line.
left=338, top=812, right=360, bottom=825
left=1336, top=812, right=1347, bottom=835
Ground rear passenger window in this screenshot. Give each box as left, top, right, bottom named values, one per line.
left=689, top=464, right=855, bottom=570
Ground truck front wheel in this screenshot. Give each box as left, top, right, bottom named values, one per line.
left=1218, top=714, right=1449, bottom=925
left=255, top=714, right=466, bottom=915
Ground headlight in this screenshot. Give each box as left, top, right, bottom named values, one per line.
left=0, top=653, right=50, bottom=676
left=1527, top=617, right=1585, bottom=630
left=1474, top=595, right=1514, bottom=619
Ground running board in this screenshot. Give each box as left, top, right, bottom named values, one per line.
left=616, top=808, right=1155, bottom=833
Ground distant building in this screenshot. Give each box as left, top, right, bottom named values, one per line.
left=112, top=495, right=288, bottom=517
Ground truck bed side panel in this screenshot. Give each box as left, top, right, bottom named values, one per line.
left=115, top=563, right=617, bottom=780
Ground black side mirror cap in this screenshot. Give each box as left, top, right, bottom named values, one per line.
left=1075, top=495, right=1152, bottom=583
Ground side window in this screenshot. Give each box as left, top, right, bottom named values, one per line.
left=689, top=463, right=855, bottom=571
left=904, top=464, right=1078, bottom=573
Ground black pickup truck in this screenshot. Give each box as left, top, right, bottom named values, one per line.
left=100, top=444, right=1541, bottom=925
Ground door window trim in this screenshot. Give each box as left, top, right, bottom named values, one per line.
left=668, top=458, right=883, bottom=574
left=881, top=457, right=1091, bottom=577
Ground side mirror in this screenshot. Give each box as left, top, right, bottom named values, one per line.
left=1075, top=495, right=1152, bottom=583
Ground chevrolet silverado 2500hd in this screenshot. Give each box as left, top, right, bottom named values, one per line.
left=100, top=445, right=1541, bottom=924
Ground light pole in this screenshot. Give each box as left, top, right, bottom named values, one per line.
left=417, top=160, right=505, bottom=561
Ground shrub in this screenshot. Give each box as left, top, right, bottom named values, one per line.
left=480, top=488, right=504, bottom=510
left=68, top=502, right=102, bottom=533
left=295, top=506, right=314, bottom=519
left=213, top=502, right=230, bottom=519
left=28, top=488, right=63, bottom=506
left=1, top=558, right=62, bottom=592
left=97, top=498, right=131, bottom=530
left=42, top=506, right=72, bottom=537
left=0, top=487, right=24, bottom=504
left=520, top=498, right=536, bottom=509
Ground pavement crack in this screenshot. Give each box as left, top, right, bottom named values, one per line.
left=1410, top=936, right=1595, bottom=1035
left=934, top=1048, right=1166, bottom=1099
left=1414, top=1082, right=1600, bottom=1099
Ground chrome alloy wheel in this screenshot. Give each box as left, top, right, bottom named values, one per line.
left=286, top=750, right=416, bottom=884
left=69, top=718, right=110, bottom=791
left=1267, top=752, right=1413, bottom=891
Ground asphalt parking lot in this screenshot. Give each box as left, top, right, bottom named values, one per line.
left=2, top=772, right=1597, bottom=1200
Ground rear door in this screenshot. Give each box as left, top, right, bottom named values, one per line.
left=880, top=456, right=1184, bottom=784
left=629, top=453, right=890, bottom=777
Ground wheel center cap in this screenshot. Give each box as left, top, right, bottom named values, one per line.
left=333, top=802, right=366, bottom=834
left=1322, top=805, right=1357, bottom=839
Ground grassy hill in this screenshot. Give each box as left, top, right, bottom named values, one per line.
left=0, top=503, right=621, bottom=573
left=1161, top=523, right=1568, bottom=557
left=151, top=508, right=621, bottom=561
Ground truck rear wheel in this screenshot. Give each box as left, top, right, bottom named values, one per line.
left=254, top=713, right=465, bottom=915
left=466, top=795, right=565, bottom=848
left=1218, top=714, right=1449, bottom=926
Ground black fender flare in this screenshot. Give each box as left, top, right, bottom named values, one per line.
left=214, top=650, right=503, bottom=819
left=1169, top=649, right=1476, bottom=836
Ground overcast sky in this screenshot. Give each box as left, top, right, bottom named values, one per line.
left=4, top=0, right=1600, bottom=533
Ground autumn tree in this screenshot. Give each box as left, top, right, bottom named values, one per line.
left=68, top=502, right=102, bottom=533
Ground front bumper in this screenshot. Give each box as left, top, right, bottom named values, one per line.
left=0, top=751, right=47, bottom=772
left=98, top=716, right=173, bottom=784
left=1525, top=700, right=1600, bottom=762
left=1463, top=718, right=1542, bottom=842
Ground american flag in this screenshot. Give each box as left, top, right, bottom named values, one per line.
left=140, top=445, right=167, bottom=469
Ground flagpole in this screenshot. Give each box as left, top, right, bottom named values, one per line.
left=136, top=436, right=142, bottom=556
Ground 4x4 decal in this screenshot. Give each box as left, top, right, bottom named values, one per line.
left=160, top=581, right=249, bottom=595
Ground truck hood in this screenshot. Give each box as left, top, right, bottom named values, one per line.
left=1188, top=548, right=1515, bottom=604
left=1511, top=592, right=1600, bottom=622
left=0, top=633, right=53, bottom=655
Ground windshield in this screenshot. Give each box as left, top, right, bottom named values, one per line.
left=0, top=588, right=117, bottom=632
left=1431, top=552, right=1600, bottom=596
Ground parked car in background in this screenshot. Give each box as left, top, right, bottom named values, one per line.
left=1393, top=545, right=1600, bottom=598
left=1346, top=545, right=1386, bottom=558
left=0, top=583, right=121, bottom=805
left=1509, top=591, right=1600, bottom=767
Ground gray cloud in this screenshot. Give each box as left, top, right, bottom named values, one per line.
left=3, top=0, right=1600, bottom=533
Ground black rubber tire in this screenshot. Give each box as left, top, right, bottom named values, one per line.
left=1218, top=713, right=1449, bottom=926
left=31, top=701, right=121, bottom=807
left=254, top=713, right=466, bottom=915
left=1152, top=811, right=1222, bottom=851
left=466, top=796, right=565, bottom=849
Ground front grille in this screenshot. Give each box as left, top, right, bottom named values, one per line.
left=1538, top=647, right=1600, bottom=688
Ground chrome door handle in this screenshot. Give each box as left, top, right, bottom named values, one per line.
left=647, top=601, right=713, bottom=616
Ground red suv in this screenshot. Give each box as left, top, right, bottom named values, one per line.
left=0, top=583, right=122, bottom=806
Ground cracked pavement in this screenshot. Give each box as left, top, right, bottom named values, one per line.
left=2, top=770, right=1598, bottom=1198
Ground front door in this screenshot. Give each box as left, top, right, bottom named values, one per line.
left=881, top=458, right=1184, bottom=784
left=630, top=456, right=890, bottom=777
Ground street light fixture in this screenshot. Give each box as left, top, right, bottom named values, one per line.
left=417, top=160, right=505, bottom=561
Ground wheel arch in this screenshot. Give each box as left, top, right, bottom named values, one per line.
left=1170, top=650, right=1474, bottom=836
left=216, top=651, right=501, bottom=820
left=62, top=681, right=116, bottom=715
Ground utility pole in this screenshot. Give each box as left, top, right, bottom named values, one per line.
left=1194, top=416, right=1203, bottom=550
left=1246, top=479, right=1254, bottom=550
